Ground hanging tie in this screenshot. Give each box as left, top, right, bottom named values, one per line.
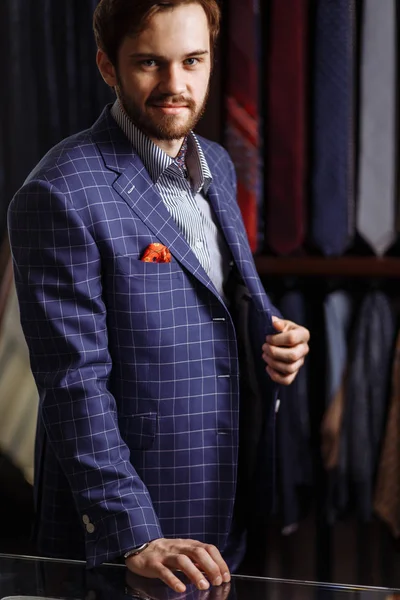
left=265, top=0, right=308, bottom=256
left=356, top=0, right=397, bottom=256
left=311, top=0, right=356, bottom=256
left=225, top=0, right=263, bottom=253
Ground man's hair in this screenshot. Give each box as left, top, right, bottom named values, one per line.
left=93, top=0, right=221, bottom=66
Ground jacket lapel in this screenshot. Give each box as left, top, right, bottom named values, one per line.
left=91, top=108, right=221, bottom=298
left=205, top=154, right=274, bottom=322
left=207, top=181, right=247, bottom=272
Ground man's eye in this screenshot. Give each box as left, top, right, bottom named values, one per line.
left=184, top=58, right=199, bottom=66
left=142, top=60, right=157, bottom=68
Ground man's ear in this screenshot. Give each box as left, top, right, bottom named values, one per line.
left=96, top=49, right=118, bottom=87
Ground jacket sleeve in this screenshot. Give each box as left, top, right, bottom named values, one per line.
left=7, top=179, right=163, bottom=567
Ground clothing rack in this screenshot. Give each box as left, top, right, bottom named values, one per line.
left=256, top=262, right=400, bottom=587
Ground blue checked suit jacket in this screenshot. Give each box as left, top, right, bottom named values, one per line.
left=8, top=106, right=279, bottom=568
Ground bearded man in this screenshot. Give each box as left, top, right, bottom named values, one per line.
left=8, top=0, right=310, bottom=592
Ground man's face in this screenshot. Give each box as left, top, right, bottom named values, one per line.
left=110, top=3, right=212, bottom=141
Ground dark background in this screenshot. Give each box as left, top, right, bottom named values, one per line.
left=0, top=0, right=224, bottom=239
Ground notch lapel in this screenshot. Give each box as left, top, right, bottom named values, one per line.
left=206, top=169, right=271, bottom=317
left=91, top=107, right=221, bottom=299
left=207, top=181, right=246, bottom=271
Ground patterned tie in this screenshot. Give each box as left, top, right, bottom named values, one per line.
left=225, top=0, right=263, bottom=253
left=265, top=0, right=308, bottom=256
left=356, top=0, right=397, bottom=256
left=175, top=137, right=189, bottom=178
left=311, top=0, right=356, bottom=256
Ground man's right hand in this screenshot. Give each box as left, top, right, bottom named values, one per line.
left=125, top=538, right=231, bottom=593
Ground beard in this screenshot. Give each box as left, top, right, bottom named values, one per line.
left=115, top=75, right=209, bottom=141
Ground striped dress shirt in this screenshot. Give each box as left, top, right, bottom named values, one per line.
left=111, top=100, right=231, bottom=300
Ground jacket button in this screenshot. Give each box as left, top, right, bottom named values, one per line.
left=86, top=523, right=95, bottom=534
left=82, top=515, right=90, bottom=525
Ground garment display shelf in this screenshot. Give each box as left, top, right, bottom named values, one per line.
left=255, top=257, right=400, bottom=278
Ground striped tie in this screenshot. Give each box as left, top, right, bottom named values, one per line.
left=225, top=0, right=263, bottom=253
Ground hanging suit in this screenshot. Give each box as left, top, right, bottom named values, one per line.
left=337, top=291, right=395, bottom=520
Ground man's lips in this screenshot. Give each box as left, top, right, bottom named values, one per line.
left=149, top=103, right=190, bottom=114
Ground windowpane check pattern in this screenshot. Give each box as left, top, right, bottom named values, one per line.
left=8, top=106, right=279, bottom=568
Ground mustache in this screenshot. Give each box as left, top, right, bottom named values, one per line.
left=147, top=95, right=196, bottom=109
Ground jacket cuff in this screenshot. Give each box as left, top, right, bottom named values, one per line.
left=83, top=508, right=163, bottom=568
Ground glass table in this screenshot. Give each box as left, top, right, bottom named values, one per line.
left=0, top=554, right=399, bottom=600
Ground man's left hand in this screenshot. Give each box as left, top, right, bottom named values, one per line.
left=262, top=316, right=310, bottom=386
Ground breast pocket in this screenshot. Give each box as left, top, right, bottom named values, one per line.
left=114, top=254, right=182, bottom=280
left=105, top=252, right=187, bottom=347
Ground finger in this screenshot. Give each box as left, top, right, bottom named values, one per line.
left=220, top=583, right=232, bottom=600
left=266, top=327, right=309, bottom=348
left=266, top=356, right=304, bottom=377
left=266, top=365, right=298, bottom=386
left=166, top=553, right=210, bottom=591
left=156, top=563, right=187, bottom=593
left=204, top=544, right=231, bottom=583
left=264, top=354, right=305, bottom=374
left=271, top=317, right=288, bottom=333
left=185, top=546, right=224, bottom=586
left=210, top=582, right=231, bottom=600
left=262, top=343, right=309, bottom=365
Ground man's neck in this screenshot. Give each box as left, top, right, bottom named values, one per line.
left=150, top=136, right=184, bottom=158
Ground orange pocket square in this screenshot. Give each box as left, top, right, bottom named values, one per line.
left=141, top=243, right=172, bottom=263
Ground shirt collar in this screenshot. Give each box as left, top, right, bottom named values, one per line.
left=111, top=99, right=212, bottom=194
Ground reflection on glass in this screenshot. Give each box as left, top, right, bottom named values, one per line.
left=1, top=555, right=400, bottom=600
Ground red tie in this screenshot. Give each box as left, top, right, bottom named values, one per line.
left=225, top=0, right=262, bottom=253
left=265, top=0, right=308, bottom=255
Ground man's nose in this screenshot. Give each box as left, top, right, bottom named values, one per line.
left=157, top=64, right=186, bottom=97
